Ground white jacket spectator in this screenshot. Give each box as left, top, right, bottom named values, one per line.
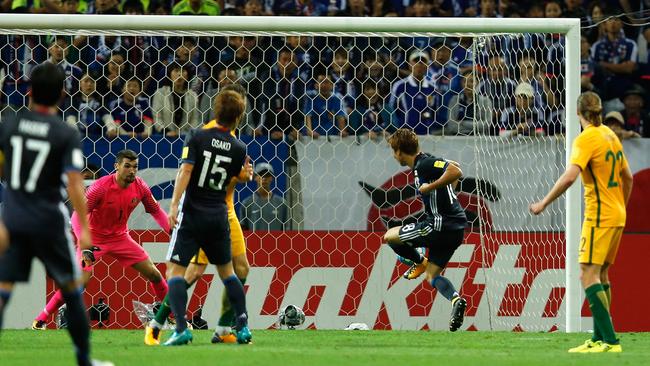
left=152, top=86, right=200, bottom=136
left=151, top=64, right=200, bottom=137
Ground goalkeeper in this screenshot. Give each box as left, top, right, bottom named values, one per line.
left=33, top=149, right=171, bottom=330
left=145, top=84, right=253, bottom=345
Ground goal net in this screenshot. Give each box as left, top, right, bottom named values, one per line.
left=0, top=15, right=581, bottom=332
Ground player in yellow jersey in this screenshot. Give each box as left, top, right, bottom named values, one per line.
left=145, top=84, right=252, bottom=345
left=530, top=92, right=633, bottom=353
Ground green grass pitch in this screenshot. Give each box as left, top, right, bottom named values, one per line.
left=1, top=330, right=650, bottom=366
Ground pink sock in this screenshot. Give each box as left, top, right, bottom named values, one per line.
left=36, top=290, right=65, bottom=322
left=150, top=279, right=168, bottom=301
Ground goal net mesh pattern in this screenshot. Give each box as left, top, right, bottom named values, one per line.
left=0, top=27, right=568, bottom=331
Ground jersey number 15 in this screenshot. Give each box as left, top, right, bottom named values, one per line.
left=198, top=150, right=231, bottom=191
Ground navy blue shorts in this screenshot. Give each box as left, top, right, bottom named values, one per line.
left=0, top=229, right=79, bottom=286
left=167, top=207, right=231, bottom=266
left=398, top=222, right=464, bottom=268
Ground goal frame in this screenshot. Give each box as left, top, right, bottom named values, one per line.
left=0, top=14, right=582, bottom=332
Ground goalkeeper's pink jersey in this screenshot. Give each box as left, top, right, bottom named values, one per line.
left=75, top=174, right=168, bottom=241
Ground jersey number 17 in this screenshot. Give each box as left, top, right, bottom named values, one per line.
left=10, top=136, right=50, bottom=192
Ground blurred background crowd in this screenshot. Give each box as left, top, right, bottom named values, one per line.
left=0, top=0, right=648, bottom=141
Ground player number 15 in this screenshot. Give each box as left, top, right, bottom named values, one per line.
left=198, top=150, right=231, bottom=191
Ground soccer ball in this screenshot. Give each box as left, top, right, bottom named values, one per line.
left=278, top=304, right=305, bottom=329
left=397, top=247, right=426, bottom=266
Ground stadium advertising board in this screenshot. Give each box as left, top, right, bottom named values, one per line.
left=55, top=230, right=649, bottom=331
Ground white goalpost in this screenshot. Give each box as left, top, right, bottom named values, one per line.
left=0, top=14, right=582, bottom=332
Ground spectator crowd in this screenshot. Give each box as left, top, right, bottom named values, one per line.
left=0, top=0, right=649, bottom=140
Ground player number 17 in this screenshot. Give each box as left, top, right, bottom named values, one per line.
left=10, top=136, right=50, bottom=193
left=198, top=150, right=231, bottom=191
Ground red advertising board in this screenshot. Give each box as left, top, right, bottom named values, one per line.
left=45, top=231, right=650, bottom=331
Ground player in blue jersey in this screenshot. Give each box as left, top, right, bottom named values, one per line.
left=383, top=128, right=468, bottom=331
left=163, top=90, right=251, bottom=346
left=0, top=62, right=112, bottom=366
